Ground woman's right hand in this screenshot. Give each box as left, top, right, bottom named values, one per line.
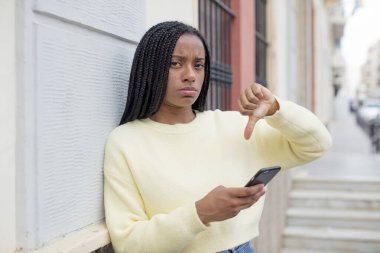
left=195, top=185, right=266, bottom=225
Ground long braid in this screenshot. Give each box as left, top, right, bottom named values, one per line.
left=192, top=32, right=210, bottom=111
left=119, top=21, right=211, bottom=125
left=135, top=31, right=161, bottom=117
left=121, top=24, right=162, bottom=122
left=138, top=32, right=161, bottom=117
left=140, top=23, right=180, bottom=117
left=148, top=25, right=184, bottom=115
left=126, top=27, right=159, bottom=120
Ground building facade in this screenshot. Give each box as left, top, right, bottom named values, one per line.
left=360, top=40, right=380, bottom=98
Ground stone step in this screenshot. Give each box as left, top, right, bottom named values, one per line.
left=283, top=226, right=380, bottom=252
left=282, top=248, right=348, bottom=253
left=292, top=176, right=380, bottom=192
left=289, top=190, right=380, bottom=210
left=286, top=208, right=380, bottom=230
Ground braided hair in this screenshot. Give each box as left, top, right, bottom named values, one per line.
left=119, top=21, right=211, bottom=125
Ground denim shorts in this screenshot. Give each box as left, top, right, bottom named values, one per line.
left=217, top=241, right=255, bottom=253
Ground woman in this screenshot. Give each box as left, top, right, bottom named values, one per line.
left=104, top=21, right=332, bottom=253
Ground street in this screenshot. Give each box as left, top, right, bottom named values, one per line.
left=299, top=89, right=380, bottom=178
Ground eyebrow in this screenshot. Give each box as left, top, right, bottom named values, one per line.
left=172, top=55, right=205, bottom=61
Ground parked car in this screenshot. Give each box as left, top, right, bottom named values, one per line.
left=369, top=116, right=380, bottom=153
left=356, top=98, right=380, bottom=135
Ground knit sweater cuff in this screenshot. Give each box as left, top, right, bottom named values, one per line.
left=190, top=203, right=210, bottom=230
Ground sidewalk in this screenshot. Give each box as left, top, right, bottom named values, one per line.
left=298, top=90, right=380, bottom=178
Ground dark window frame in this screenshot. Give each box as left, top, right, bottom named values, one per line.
left=255, top=0, right=268, bottom=86
left=199, top=0, right=234, bottom=110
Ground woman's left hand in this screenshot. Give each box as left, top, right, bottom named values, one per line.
left=238, top=83, right=279, bottom=140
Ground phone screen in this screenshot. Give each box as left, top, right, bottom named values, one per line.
left=245, top=166, right=281, bottom=187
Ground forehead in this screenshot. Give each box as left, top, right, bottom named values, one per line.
left=172, top=33, right=205, bottom=56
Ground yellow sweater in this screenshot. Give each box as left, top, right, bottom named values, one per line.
left=103, top=100, right=332, bottom=253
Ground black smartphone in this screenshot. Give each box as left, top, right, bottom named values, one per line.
left=245, top=166, right=281, bottom=187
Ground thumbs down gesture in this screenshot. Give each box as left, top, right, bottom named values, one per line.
left=238, top=83, right=280, bottom=140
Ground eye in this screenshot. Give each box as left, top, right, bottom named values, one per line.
left=171, top=61, right=181, bottom=68
left=194, top=63, right=205, bottom=70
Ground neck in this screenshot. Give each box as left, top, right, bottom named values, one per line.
left=150, top=106, right=196, bottom=124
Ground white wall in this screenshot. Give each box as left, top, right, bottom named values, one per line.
left=267, top=0, right=288, bottom=98
left=15, top=0, right=145, bottom=250
left=270, top=0, right=333, bottom=124
left=314, top=0, right=334, bottom=124
left=287, top=0, right=300, bottom=103
left=145, top=0, right=198, bottom=29
left=269, top=0, right=311, bottom=106
left=0, top=1, right=16, bottom=252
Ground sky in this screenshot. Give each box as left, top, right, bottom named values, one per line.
left=341, top=0, right=380, bottom=95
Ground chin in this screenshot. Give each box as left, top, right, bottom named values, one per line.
left=181, top=98, right=198, bottom=106
left=165, top=96, right=199, bottom=108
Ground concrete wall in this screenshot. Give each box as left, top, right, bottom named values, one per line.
left=268, top=0, right=333, bottom=123
left=0, top=1, right=17, bottom=252
left=287, top=0, right=315, bottom=108
left=267, top=0, right=312, bottom=106
left=313, top=0, right=334, bottom=124
left=13, top=0, right=145, bottom=251
left=267, top=0, right=288, bottom=99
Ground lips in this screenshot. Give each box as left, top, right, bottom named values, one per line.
left=180, top=86, right=197, bottom=91
left=179, top=86, right=197, bottom=96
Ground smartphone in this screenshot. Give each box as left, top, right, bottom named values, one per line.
left=245, top=166, right=281, bottom=187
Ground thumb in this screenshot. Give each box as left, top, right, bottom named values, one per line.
left=244, top=115, right=260, bottom=140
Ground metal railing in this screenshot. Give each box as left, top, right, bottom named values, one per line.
left=255, top=0, right=268, bottom=86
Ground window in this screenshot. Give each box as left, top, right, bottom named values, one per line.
left=255, top=0, right=268, bottom=86
left=199, top=0, right=234, bottom=110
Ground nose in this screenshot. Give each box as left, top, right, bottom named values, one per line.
left=183, top=64, right=196, bottom=83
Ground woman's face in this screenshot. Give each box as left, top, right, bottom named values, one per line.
left=163, top=33, right=206, bottom=110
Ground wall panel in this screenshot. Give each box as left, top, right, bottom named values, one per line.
left=34, top=24, right=133, bottom=245
left=17, top=0, right=145, bottom=249
left=34, top=0, right=144, bottom=41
